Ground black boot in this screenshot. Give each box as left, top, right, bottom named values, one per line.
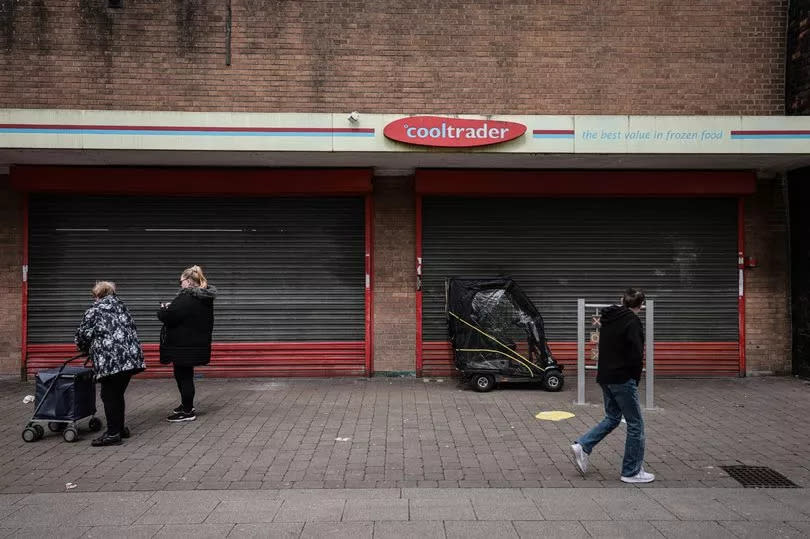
left=121, top=426, right=131, bottom=439
left=91, top=433, right=122, bottom=447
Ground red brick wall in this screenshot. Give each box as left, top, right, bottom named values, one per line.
left=0, top=176, right=22, bottom=375
left=372, top=176, right=416, bottom=373
left=745, top=177, right=791, bottom=375
left=0, top=1, right=786, bottom=115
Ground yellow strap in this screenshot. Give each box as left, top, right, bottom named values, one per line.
left=449, top=311, right=543, bottom=376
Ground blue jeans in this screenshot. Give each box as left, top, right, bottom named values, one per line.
left=576, top=379, right=645, bottom=477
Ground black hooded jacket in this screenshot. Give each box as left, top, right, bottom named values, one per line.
left=158, top=285, right=217, bottom=367
left=596, top=305, right=644, bottom=385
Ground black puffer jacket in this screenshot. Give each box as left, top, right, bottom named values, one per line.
left=158, top=285, right=217, bottom=367
left=596, top=305, right=644, bottom=385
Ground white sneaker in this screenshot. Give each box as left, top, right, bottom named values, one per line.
left=571, top=443, right=589, bottom=474
left=620, top=468, right=655, bottom=483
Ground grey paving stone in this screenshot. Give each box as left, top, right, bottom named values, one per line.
left=712, top=490, right=810, bottom=521
left=765, top=490, right=810, bottom=518
left=644, top=489, right=744, bottom=520
left=300, top=521, right=372, bottom=538
left=67, top=501, right=157, bottom=526
left=228, top=522, right=304, bottom=538
left=409, top=498, right=475, bottom=521
left=19, top=492, right=155, bottom=505
left=279, top=488, right=398, bottom=500
left=582, top=520, right=666, bottom=537
left=719, top=520, right=808, bottom=538
left=0, top=495, right=23, bottom=506
left=274, top=499, right=345, bottom=522
left=205, top=499, right=282, bottom=523
left=152, top=523, right=236, bottom=538
left=444, top=520, right=519, bottom=539
left=0, top=500, right=89, bottom=528
left=470, top=499, right=544, bottom=521
left=786, top=521, right=810, bottom=534
left=373, top=520, right=446, bottom=539
left=587, top=488, right=677, bottom=520
left=82, top=524, right=163, bottom=538
left=522, top=490, right=610, bottom=520
left=650, top=520, right=737, bottom=539
left=5, top=526, right=90, bottom=538
left=134, top=499, right=220, bottom=525
left=512, top=521, right=590, bottom=539
left=342, top=498, right=408, bottom=521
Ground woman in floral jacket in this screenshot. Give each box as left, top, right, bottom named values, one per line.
left=75, top=281, right=145, bottom=446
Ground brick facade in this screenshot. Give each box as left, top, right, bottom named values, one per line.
left=0, top=1, right=786, bottom=115
left=0, top=175, right=22, bottom=375
left=372, top=176, right=416, bottom=374
left=745, top=176, right=791, bottom=375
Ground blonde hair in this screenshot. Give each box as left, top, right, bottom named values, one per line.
left=92, top=281, right=116, bottom=299
left=181, top=265, right=208, bottom=288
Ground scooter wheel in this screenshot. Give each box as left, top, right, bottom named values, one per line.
left=22, top=427, right=38, bottom=443
left=48, top=422, right=66, bottom=432
left=471, top=374, right=496, bottom=392
left=62, top=427, right=79, bottom=443
left=542, top=370, right=564, bottom=392
left=88, top=417, right=103, bottom=432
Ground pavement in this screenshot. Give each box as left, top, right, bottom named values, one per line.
left=0, top=374, right=807, bottom=537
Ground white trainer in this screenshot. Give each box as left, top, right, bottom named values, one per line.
left=571, top=443, right=589, bottom=474
left=620, top=468, right=655, bottom=483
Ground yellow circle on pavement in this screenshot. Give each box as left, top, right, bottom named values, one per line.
left=535, top=411, right=575, bottom=421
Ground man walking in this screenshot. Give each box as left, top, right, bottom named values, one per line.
left=571, top=288, right=654, bottom=483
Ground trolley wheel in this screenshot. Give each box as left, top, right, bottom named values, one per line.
left=33, top=424, right=45, bottom=439
left=471, top=374, right=496, bottom=392
left=48, top=422, right=66, bottom=433
left=88, top=417, right=103, bottom=432
left=22, top=427, right=38, bottom=443
left=542, top=370, right=564, bottom=392
left=62, top=427, right=79, bottom=443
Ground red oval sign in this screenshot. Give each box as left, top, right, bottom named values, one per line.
left=383, top=116, right=526, bottom=148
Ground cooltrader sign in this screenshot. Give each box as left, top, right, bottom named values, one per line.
left=383, top=116, right=526, bottom=147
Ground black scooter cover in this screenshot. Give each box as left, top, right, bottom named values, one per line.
left=446, top=277, right=556, bottom=376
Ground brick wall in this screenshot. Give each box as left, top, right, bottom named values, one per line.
left=0, top=175, right=22, bottom=375
left=745, top=176, right=791, bottom=375
left=787, top=0, right=810, bottom=114
left=0, top=0, right=786, bottom=115
left=372, top=176, right=416, bottom=374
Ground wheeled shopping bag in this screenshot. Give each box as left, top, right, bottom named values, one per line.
left=22, top=354, right=102, bottom=443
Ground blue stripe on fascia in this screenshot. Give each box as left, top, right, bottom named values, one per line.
left=0, top=128, right=374, bottom=137
left=532, top=134, right=575, bottom=138
left=730, top=134, right=810, bottom=139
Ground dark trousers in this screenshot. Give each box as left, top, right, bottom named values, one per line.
left=173, top=364, right=195, bottom=412
left=99, top=371, right=132, bottom=436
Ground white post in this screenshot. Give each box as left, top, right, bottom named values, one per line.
left=576, top=298, right=586, bottom=405
left=645, top=299, right=655, bottom=410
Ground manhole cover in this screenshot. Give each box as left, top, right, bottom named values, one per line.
left=720, top=465, right=799, bottom=488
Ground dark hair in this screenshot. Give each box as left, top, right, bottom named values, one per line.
left=622, top=288, right=645, bottom=309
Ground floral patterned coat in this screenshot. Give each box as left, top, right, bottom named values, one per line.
left=75, top=294, right=146, bottom=379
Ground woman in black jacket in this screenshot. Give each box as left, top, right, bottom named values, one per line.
left=158, top=265, right=216, bottom=422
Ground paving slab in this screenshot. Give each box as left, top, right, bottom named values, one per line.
left=372, top=520, right=446, bottom=539
left=409, top=498, right=475, bottom=521
left=228, top=522, right=304, bottom=538
left=582, top=520, right=666, bottom=537
left=644, top=489, right=744, bottom=520
left=274, top=498, right=345, bottom=522
left=204, top=499, right=282, bottom=523
left=444, top=520, right=519, bottom=539
left=711, top=490, right=810, bottom=521
left=82, top=524, right=163, bottom=538
left=134, top=498, right=220, bottom=525
left=719, top=520, right=808, bottom=538
left=512, top=521, right=590, bottom=538
left=649, top=520, right=737, bottom=539
left=342, top=498, right=409, bottom=521
left=300, top=521, right=373, bottom=538
left=152, top=523, right=235, bottom=538
left=522, top=489, right=611, bottom=520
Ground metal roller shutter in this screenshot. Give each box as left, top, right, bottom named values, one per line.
left=28, top=195, right=365, bottom=346
left=421, top=197, right=739, bottom=374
